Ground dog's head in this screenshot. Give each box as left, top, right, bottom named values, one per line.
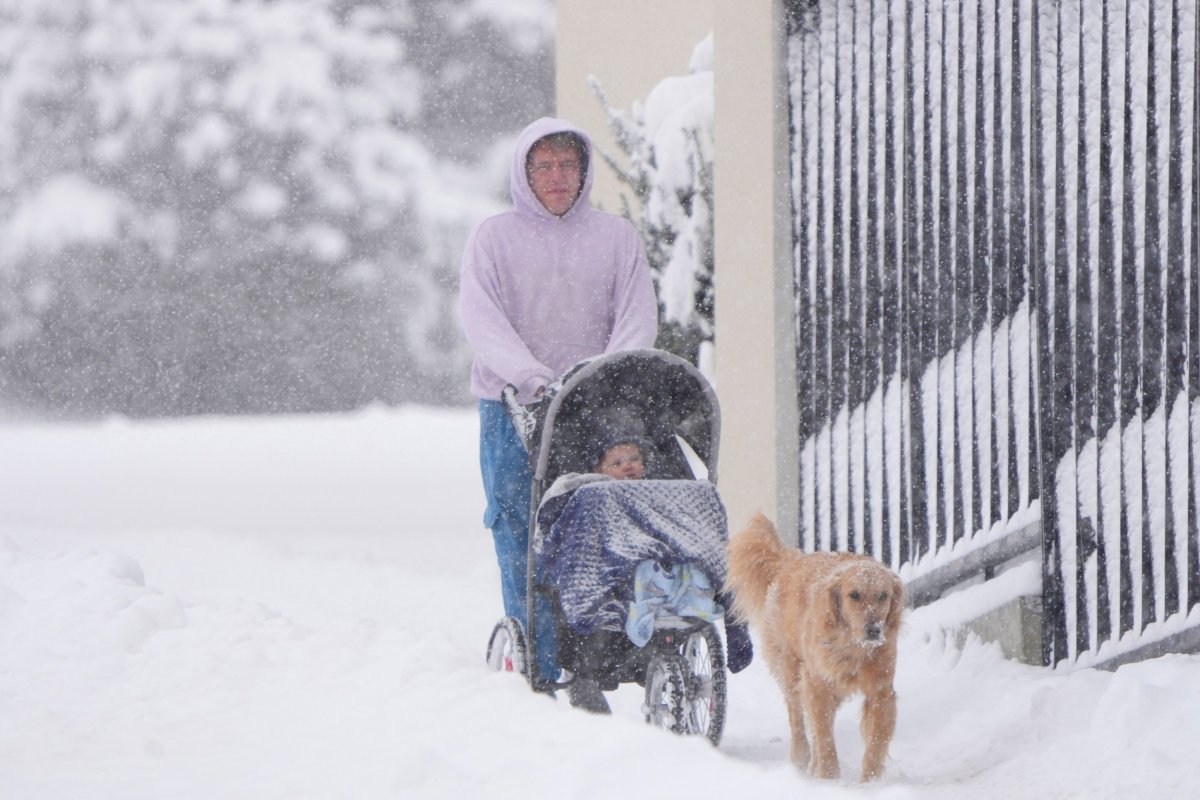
left=826, top=560, right=904, bottom=648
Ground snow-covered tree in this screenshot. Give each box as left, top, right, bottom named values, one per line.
left=0, top=0, right=554, bottom=416
left=590, top=35, right=714, bottom=367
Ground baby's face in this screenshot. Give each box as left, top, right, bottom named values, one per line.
left=596, top=443, right=645, bottom=480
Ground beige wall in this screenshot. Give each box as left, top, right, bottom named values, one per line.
left=710, top=0, right=798, bottom=541
left=556, top=1, right=799, bottom=544
left=555, top=1, right=714, bottom=215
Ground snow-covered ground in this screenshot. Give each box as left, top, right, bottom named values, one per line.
left=1, top=406, right=1197, bottom=799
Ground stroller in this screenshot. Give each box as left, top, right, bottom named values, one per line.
left=484, top=348, right=731, bottom=745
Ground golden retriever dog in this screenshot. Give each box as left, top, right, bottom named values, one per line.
left=725, top=513, right=903, bottom=782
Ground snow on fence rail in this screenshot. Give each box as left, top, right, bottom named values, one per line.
left=784, top=0, right=1197, bottom=667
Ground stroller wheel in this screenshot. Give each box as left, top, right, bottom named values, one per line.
left=485, top=616, right=528, bottom=676
left=681, top=625, right=727, bottom=746
left=642, top=654, right=688, bottom=734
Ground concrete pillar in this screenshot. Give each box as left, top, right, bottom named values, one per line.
left=712, top=0, right=799, bottom=542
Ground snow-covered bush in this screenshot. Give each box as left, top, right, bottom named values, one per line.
left=590, top=35, right=714, bottom=367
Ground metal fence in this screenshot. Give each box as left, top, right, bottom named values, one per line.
left=785, top=0, right=1198, bottom=666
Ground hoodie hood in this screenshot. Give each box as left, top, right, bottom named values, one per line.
left=510, top=117, right=594, bottom=222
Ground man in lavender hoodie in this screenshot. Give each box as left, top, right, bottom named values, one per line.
left=459, top=117, right=658, bottom=704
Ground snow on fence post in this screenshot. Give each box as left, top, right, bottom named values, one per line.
left=1180, top=0, right=1197, bottom=615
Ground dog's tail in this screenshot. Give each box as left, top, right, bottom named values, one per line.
left=724, top=512, right=786, bottom=623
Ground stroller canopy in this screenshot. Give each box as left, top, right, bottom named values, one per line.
left=530, top=349, right=721, bottom=485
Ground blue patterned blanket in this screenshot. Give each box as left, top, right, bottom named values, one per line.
left=535, top=478, right=729, bottom=635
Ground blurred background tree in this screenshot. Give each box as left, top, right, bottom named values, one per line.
left=0, top=0, right=554, bottom=417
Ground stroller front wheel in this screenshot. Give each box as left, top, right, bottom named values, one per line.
left=642, top=654, right=688, bottom=734
left=485, top=616, right=528, bottom=676
left=681, top=625, right=727, bottom=746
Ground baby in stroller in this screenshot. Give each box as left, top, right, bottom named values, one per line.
left=486, top=349, right=753, bottom=739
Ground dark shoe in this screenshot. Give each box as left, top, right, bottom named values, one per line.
left=567, top=678, right=611, bottom=714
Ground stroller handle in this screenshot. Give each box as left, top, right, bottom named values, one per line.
left=501, top=384, right=543, bottom=455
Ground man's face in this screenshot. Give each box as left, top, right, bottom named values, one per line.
left=527, top=140, right=583, bottom=217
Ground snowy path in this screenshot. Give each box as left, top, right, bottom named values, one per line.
left=1, top=407, right=1196, bottom=799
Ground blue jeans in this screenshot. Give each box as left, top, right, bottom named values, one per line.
left=478, top=399, right=558, bottom=681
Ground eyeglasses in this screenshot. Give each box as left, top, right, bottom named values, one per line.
left=529, top=159, right=581, bottom=175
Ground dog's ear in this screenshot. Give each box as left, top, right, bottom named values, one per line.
left=827, top=579, right=844, bottom=629
left=885, top=574, right=905, bottom=633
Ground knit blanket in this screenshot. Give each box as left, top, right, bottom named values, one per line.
left=535, top=479, right=729, bottom=636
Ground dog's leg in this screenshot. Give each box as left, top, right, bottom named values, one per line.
left=859, top=687, right=896, bottom=781
left=784, top=670, right=811, bottom=770
left=801, top=673, right=841, bottom=780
